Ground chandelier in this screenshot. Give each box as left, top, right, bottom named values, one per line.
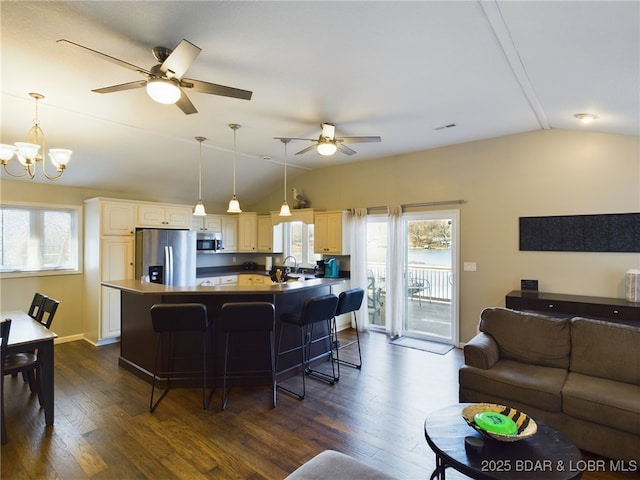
left=0, top=93, right=72, bottom=181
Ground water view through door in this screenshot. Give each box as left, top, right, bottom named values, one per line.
left=367, top=211, right=458, bottom=345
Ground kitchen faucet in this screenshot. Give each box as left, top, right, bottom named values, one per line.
left=283, top=255, right=298, bottom=273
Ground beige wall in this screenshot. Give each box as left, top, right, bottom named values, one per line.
left=2, top=129, right=639, bottom=343
left=253, top=129, right=640, bottom=342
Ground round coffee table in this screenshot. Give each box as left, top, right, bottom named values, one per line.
left=424, top=403, right=583, bottom=479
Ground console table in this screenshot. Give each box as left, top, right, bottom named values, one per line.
left=505, top=290, right=640, bottom=325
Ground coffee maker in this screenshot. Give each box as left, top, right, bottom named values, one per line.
left=315, top=260, right=325, bottom=277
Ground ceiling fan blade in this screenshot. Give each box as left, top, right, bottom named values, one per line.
left=92, top=80, right=148, bottom=94
left=295, top=144, right=319, bottom=155
left=160, top=39, right=201, bottom=79
left=182, top=78, right=252, bottom=100
left=57, top=39, right=150, bottom=75
left=274, top=137, right=317, bottom=142
left=338, top=136, right=382, bottom=144
left=336, top=144, right=357, bottom=156
left=175, top=89, right=198, bottom=115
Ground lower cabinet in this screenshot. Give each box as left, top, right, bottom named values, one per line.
left=101, top=286, right=123, bottom=339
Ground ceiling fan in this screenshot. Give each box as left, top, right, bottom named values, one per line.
left=275, top=123, right=381, bottom=156
left=57, top=38, right=252, bottom=115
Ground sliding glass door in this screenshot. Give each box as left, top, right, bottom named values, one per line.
left=366, top=210, right=458, bottom=346
left=403, top=212, right=457, bottom=345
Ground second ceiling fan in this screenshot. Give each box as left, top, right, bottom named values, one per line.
left=276, top=123, right=381, bottom=156
left=57, top=38, right=252, bottom=115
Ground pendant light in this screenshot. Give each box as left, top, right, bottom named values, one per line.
left=193, top=136, right=207, bottom=216
left=279, top=138, right=292, bottom=217
left=227, top=123, right=242, bottom=213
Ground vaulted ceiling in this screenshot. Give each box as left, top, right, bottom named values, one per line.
left=1, top=1, right=638, bottom=209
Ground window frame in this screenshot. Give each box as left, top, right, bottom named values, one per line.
left=0, top=201, right=83, bottom=278
left=283, top=220, right=320, bottom=268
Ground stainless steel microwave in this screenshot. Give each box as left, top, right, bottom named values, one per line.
left=196, top=232, right=222, bottom=253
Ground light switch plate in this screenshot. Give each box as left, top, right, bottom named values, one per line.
left=464, top=262, right=477, bottom=271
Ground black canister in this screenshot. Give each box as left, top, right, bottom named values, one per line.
left=315, top=260, right=325, bottom=277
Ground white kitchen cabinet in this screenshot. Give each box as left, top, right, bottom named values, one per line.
left=257, top=214, right=283, bottom=253
left=238, top=212, right=258, bottom=252
left=220, top=216, right=238, bottom=252
left=137, top=204, right=191, bottom=228
left=218, top=274, right=238, bottom=286
left=192, top=214, right=222, bottom=233
left=238, top=274, right=269, bottom=286
left=84, top=198, right=136, bottom=345
left=314, top=211, right=351, bottom=254
left=101, top=201, right=135, bottom=236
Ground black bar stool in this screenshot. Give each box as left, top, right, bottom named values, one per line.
left=332, top=288, right=365, bottom=371
left=276, top=293, right=339, bottom=399
left=149, top=303, right=213, bottom=412
left=220, top=302, right=276, bottom=411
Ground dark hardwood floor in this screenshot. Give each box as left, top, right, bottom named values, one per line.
left=1, top=331, right=636, bottom=479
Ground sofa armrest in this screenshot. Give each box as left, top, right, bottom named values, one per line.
left=463, top=332, right=499, bottom=369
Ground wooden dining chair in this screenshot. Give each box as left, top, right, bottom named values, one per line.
left=27, top=293, right=48, bottom=321
left=1, top=319, right=41, bottom=445
left=36, top=297, right=59, bottom=329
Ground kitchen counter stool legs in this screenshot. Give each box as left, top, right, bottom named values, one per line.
left=221, top=302, right=276, bottom=410
left=149, top=303, right=214, bottom=412
left=276, top=294, right=339, bottom=399
left=332, top=288, right=365, bottom=372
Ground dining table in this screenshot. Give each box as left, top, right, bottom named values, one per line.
left=2, top=310, right=58, bottom=426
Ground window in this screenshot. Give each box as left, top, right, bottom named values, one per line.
left=285, top=221, right=320, bottom=267
left=0, top=203, right=82, bottom=277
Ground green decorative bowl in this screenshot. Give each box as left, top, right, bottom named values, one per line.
left=462, top=403, right=537, bottom=442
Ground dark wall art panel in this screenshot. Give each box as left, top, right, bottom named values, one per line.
left=519, top=213, right=640, bottom=253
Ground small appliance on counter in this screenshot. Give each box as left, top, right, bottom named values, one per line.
left=315, top=260, right=325, bottom=277
left=324, top=258, right=339, bottom=278
left=243, top=261, right=258, bottom=270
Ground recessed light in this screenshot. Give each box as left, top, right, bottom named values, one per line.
left=574, top=113, right=598, bottom=124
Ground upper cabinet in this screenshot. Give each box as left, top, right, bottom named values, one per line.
left=220, top=216, right=238, bottom=252
left=137, top=204, right=191, bottom=229
left=101, top=201, right=135, bottom=236
left=192, top=214, right=222, bottom=233
left=314, top=211, right=351, bottom=254
left=257, top=214, right=283, bottom=253
left=238, top=212, right=258, bottom=252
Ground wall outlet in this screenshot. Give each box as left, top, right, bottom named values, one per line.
left=232, top=257, right=236, bottom=263
left=464, top=262, right=477, bottom=272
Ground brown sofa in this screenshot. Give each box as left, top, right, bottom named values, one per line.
left=459, top=307, right=640, bottom=463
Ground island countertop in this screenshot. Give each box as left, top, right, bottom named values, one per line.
left=102, top=277, right=344, bottom=295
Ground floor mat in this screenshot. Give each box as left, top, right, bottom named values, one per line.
left=389, top=336, right=454, bottom=355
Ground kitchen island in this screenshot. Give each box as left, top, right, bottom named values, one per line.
left=102, top=278, right=345, bottom=387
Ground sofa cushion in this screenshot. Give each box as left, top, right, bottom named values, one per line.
left=570, top=317, right=640, bottom=385
left=459, top=359, right=567, bottom=412
left=480, top=308, right=571, bottom=369
left=563, top=372, right=640, bottom=436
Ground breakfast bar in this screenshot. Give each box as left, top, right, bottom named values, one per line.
left=102, top=278, right=345, bottom=386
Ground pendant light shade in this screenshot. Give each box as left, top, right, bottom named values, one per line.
left=227, top=124, right=242, bottom=213
left=279, top=138, right=292, bottom=217
left=193, top=136, right=207, bottom=216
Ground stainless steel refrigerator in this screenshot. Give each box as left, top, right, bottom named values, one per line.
left=135, top=229, right=196, bottom=286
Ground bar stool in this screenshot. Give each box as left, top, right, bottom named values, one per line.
left=149, top=303, right=213, bottom=412
left=221, top=302, right=276, bottom=410
left=276, top=293, right=339, bottom=399
left=332, top=288, right=365, bottom=371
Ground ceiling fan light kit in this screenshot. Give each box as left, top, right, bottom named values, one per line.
left=317, top=141, right=337, bottom=156
left=1, top=92, right=72, bottom=181
left=146, top=77, right=181, bottom=104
